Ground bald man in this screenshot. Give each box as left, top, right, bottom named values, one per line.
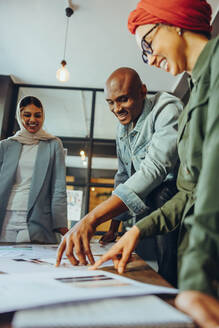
left=57, top=67, right=183, bottom=285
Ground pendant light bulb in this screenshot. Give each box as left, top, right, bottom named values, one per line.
left=56, top=60, right=70, bottom=82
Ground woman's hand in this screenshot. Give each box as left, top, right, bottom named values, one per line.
left=175, top=291, right=219, bottom=328
left=90, top=225, right=140, bottom=274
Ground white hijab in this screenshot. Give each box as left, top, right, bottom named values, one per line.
left=9, top=96, right=56, bottom=145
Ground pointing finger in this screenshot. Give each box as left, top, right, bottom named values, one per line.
left=117, top=249, right=131, bottom=274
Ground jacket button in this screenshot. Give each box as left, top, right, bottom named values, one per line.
left=185, top=167, right=190, bottom=174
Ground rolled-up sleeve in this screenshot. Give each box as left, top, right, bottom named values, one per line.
left=113, top=97, right=183, bottom=215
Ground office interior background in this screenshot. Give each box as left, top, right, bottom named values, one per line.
left=0, top=0, right=218, bottom=234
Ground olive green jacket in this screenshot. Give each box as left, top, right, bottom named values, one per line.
left=136, top=36, right=219, bottom=297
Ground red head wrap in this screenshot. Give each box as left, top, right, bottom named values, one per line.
left=128, top=0, right=212, bottom=34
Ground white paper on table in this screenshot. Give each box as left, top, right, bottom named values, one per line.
left=13, top=295, right=194, bottom=328
left=0, top=257, right=113, bottom=274
left=39, top=257, right=113, bottom=268
left=0, top=244, right=58, bottom=260
left=0, top=243, right=113, bottom=275
left=0, top=240, right=114, bottom=260
left=0, top=269, right=178, bottom=314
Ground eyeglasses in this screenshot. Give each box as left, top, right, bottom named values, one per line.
left=141, top=24, right=159, bottom=64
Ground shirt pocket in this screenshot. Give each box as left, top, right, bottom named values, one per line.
left=135, top=146, right=148, bottom=164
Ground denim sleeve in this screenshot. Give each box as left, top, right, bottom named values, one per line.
left=113, top=98, right=182, bottom=215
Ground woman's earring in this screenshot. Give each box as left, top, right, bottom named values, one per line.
left=178, top=29, right=182, bottom=36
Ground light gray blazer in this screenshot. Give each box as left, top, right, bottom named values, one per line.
left=0, top=138, right=67, bottom=243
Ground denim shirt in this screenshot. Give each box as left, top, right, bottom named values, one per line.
left=113, top=92, right=183, bottom=217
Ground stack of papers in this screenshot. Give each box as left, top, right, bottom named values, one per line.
left=0, top=269, right=177, bottom=314
left=0, top=241, right=115, bottom=274
left=0, top=242, right=193, bottom=328
left=13, top=295, right=194, bottom=328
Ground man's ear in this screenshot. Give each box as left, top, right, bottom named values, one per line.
left=141, top=84, right=147, bottom=98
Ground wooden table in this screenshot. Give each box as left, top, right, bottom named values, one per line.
left=102, top=254, right=175, bottom=309
left=0, top=244, right=176, bottom=328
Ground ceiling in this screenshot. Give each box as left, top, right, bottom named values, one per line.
left=1, top=0, right=218, bottom=92
left=1, top=1, right=218, bottom=172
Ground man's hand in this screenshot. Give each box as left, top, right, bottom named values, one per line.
left=56, top=216, right=96, bottom=266
left=99, top=231, right=117, bottom=245
left=56, top=195, right=128, bottom=267
left=99, top=220, right=120, bottom=245
left=90, top=226, right=140, bottom=274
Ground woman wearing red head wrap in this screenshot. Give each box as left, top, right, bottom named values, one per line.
left=128, top=0, right=212, bottom=35
left=128, top=0, right=212, bottom=76
left=92, top=1, right=219, bottom=326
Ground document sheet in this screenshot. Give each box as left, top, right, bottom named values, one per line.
left=0, top=241, right=177, bottom=314
left=13, top=295, right=194, bottom=328
left=0, top=269, right=177, bottom=314
left=0, top=241, right=115, bottom=274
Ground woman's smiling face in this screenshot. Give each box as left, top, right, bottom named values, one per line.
left=20, top=104, right=43, bottom=134
left=136, top=24, right=187, bottom=76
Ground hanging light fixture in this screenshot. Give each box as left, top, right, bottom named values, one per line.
left=80, top=149, right=87, bottom=167
left=56, top=7, right=74, bottom=82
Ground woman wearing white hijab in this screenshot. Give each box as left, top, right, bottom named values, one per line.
left=0, top=96, right=68, bottom=243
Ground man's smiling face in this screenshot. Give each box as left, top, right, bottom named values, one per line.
left=105, top=68, right=146, bottom=126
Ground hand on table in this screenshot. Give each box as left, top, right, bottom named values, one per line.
left=56, top=216, right=96, bottom=266
left=99, top=230, right=117, bottom=245
left=175, top=291, right=219, bottom=328
left=56, top=195, right=128, bottom=267
left=99, top=219, right=120, bottom=245
left=90, top=226, right=140, bottom=274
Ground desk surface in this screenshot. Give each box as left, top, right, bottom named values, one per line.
left=0, top=242, right=175, bottom=328
left=102, top=254, right=175, bottom=309
left=103, top=254, right=172, bottom=288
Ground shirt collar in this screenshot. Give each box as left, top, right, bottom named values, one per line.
left=191, top=38, right=215, bottom=85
